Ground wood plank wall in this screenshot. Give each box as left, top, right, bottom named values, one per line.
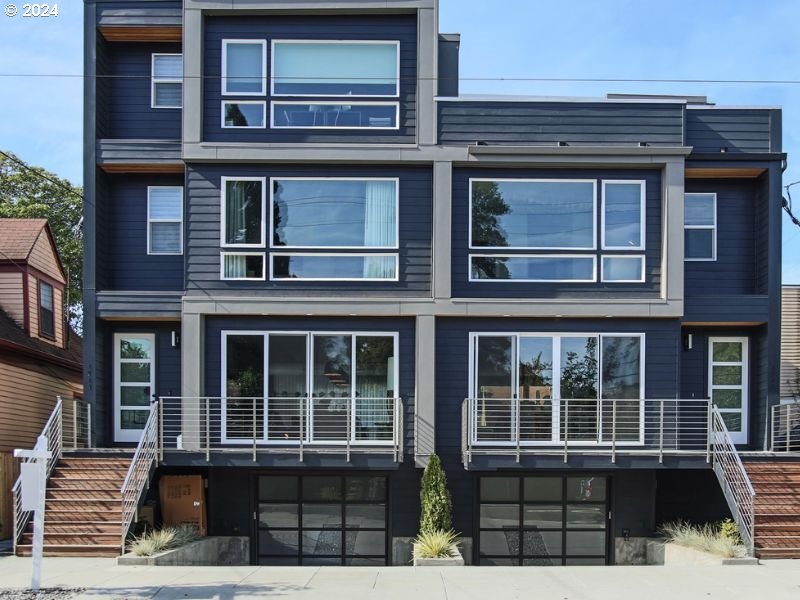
left=781, top=287, right=800, bottom=398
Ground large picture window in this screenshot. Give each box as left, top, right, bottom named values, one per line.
left=221, top=178, right=265, bottom=247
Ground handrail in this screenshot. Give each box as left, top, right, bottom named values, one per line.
left=710, top=406, right=755, bottom=555
left=12, top=398, right=63, bottom=550
left=120, top=401, right=160, bottom=550
left=770, top=400, right=800, bottom=452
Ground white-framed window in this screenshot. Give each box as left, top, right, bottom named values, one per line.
left=221, top=177, right=266, bottom=248
left=685, top=193, right=717, bottom=261
left=222, top=40, right=267, bottom=96
left=221, top=252, right=266, bottom=281
left=38, top=280, right=55, bottom=339
left=271, top=253, right=399, bottom=282
left=151, top=54, right=182, bottom=109
left=601, top=255, right=645, bottom=283
left=147, top=186, right=183, bottom=255
left=271, top=40, right=400, bottom=97
left=222, top=101, right=266, bottom=129
left=470, top=255, right=596, bottom=283
left=271, top=102, right=400, bottom=130
left=602, top=180, right=646, bottom=250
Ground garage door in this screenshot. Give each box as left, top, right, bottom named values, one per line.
left=478, top=475, right=609, bottom=566
left=257, top=475, right=388, bottom=566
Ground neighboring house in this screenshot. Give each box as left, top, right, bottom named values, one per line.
left=781, top=285, right=800, bottom=400
left=36, top=0, right=791, bottom=562
left=0, top=219, right=82, bottom=539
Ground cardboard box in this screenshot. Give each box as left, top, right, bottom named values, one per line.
left=159, top=475, right=207, bottom=536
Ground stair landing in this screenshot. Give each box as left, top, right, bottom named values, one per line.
left=15, top=455, right=131, bottom=558
left=745, top=459, right=800, bottom=559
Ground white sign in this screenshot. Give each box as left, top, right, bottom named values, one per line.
left=20, top=462, right=43, bottom=512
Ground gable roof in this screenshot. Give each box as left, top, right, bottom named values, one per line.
left=0, top=219, right=67, bottom=280
left=0, top=308, right=82, bottom=370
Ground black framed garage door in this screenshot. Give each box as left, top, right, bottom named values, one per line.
left=256, top=474, right=388, bottom=566
left=478, top=475, right=609, bottom=566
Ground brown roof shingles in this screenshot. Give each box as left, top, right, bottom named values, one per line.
left=0, top=218, right=49, bottom=262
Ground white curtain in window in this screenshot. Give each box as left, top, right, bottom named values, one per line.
left=363, top=180, right=396, bottom=278
left=224, top=254, right=247, bottom=278
left=226, top=182, right=248, bottom=244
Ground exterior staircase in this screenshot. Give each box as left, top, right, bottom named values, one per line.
left=15, top=455, right=131, bottom=557
left=745, top=459, right=800, bottom=559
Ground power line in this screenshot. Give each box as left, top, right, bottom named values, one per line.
left=0, top=150, right=84, bottom=204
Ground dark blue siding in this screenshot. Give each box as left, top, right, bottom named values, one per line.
left=203, top=15, right=417, bottom=144
left=102, top=174, right=185, bottom=291
left=685, top=179, right=757, bottom=297
left=106, top=41, right=182, bottom=139
left=185, top=164, right=432, bottom=297
left=451, top=168, right=662, bottom=298
left=96, top=1, right=182, bottom=27
left=437, top=102, right=683, bottom=146
left=204, top=316, right=416, bottom=461
left=435, top=317, right=681, bottom=539
left=686, top=109, right=775, bottom=153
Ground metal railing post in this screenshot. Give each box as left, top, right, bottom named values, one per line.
left=659, top=399, right=665, bottom=464
left=467, top=399, right=473, bottom=466
left=158, top=398, right=164, bottom=462
left=205, top=398, right=210, bottom=463
left=71, top=397, right=77, bottom=448
left=299, top=396, right=305, bottom=463
left=563, top=399, right=569, bottom=464
left=515, top=397, right=521, bottom=463
left=346, top=396, right=352, bottom=463
left=770, top=405, right=776, bottom=452
left=788, top=404, right=793, bottom=453
left=393, top=398, right=399, bottom=464
left=252, top=398, right=257, bottom=462
left=611, top=400, right=617, bottom=464
left=87, top=402, right=92, bottom=448
left=707, top=399, right=713, bottom=464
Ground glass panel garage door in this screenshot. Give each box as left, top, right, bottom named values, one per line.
left=478, top=475, right=609, bottom=566
left=257, top=475, right=388, bottom=565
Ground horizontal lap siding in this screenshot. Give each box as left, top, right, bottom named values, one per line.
left=685, top=180, right=756, bottom=301
left=437, top=102, right=683, bottom=146
left=96, top=1, right=183, bottom=27
left=102, top=174, right=185, bottom=291
left=435, top=317, right=680, bottom=535
left=781, top=288, right=800, bottom=398
left=97, top=140, right=183, bottom=164
left=686, top=109, right=773, bottom=153
left=0, top=273, right=24, bottom=326
left=203, top=15, right=417, bottom=144
left=186, top=164, right=432, bottom=297
left=96, top=292, right=183, bottom=319
left=451, top=167, right=662, bottom=299
left=204, top=316, right=416, bottom=462
left=107, top=42, right=182, bottom=139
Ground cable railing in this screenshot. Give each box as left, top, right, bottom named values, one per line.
left=159, top=396, right=404, bottom=462
left=62, top=397, right=92, bottom=450
left=770, top=400, right=800, bottom=452
left=120, top=401, right=159, bottom=551
left=462, top=398, right=713, bottom=465
left=12, top=398, right=63, bottom=550
left=711, top=406, right=756, bottom=555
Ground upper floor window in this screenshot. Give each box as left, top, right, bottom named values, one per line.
left=684, top=193, right=717, bottom=261
left=147, top=187, right=183, bottom=255
left=38, top=280, right=55, bottom=339
left=151, top=54, right=182, bottom=109
left=221, top=178, right=266, bottom=247
left=271, top=41, right=399, bottom=97
left=222, top=40, right=267, bottom=96
left=602, top=181, right=645, bottom=250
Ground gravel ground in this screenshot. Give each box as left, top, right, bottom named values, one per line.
left=0, top=589, right=83, bottom=600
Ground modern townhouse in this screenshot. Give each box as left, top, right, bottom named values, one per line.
left=13, top=0, right=800, bottom=565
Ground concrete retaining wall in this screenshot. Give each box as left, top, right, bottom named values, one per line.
left=119, top=536, right=249, bottom=566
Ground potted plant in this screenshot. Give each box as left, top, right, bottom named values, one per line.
left=412, top=454, right=464, bottom=566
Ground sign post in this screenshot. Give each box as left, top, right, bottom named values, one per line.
left=14, top=436, right=51, bottom=592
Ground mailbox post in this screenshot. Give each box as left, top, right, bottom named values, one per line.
left=14, top=435, right=51, bottom=591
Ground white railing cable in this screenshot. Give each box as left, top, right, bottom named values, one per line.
left=12, top=398, right=63, bottom=550
left=710, top=406, right=756, bottom=555
left=771, top=401, right=800, bottom=452
left=120, top=401, right=160, bottom=550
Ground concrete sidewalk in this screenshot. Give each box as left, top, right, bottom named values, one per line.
left=0, top=556, right=799, bottom=600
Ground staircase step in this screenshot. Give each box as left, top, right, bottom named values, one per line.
left=745, top=463, right=800, bottom=474
left=755, top=523, right=800, bottom=533
left=45, top=510, right=122, bottom=523
left=15, top=544, right=120, bottom=558
left=20, top=532, right=121, bottom=546
left=48, top=478, right=121, bottom=491
left=756, top=548, right=800, bottom=559
left=58, top=457, right=132, bottom=467
left=46, top=489, right=121, bottom=501
left=50, top=469, right=128, bottom=481
left=26, top=522, right=121, bottom=535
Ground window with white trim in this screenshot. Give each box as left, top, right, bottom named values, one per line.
left=222, top=101, right=266, bottom=129
left=221, top=178, right=265, bottom=247
left=38, top=280, right=55, bottom=339
left=147, top=187, right=183, bottom=255
left=222, top=40, right=267, bottom=96
left=221, top=253, right=265, bottom=280
left=151, top=54, right=182, bottom=109
left=684, top=193, right=717, bottom=261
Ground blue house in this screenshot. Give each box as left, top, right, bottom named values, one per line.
left=14, top=0, right=798, bottom=565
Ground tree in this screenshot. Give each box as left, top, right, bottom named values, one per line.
left=0, top=151, right=83, bottom=328
left=419, top=453, right=453, bottom=533
left=470, top=181, right=511, bottom=280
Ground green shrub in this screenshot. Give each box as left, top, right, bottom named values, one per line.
left=413, top=529, right=460, bottom=559
left=719, top=518, right=743, bottom=545
left=127, top=524, right=199, bottom=557
left=658, top=520, right=745, bottom=558
left=419, top=454, right=452, bottom=533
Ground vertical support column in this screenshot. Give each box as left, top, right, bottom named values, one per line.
left=181, top=312, right=204, bottom=451
left=416, top=6, right=438, bottom=146
left=182, top=7, right=203, bottom=146
left=663, top=157, right=686, bottom=306
left=415, top=315, right=436, bottom=467
left=764, top=161, right=783, bottom=449
left=433, top=161, right=452, bottom=300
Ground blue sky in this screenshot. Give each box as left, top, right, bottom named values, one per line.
left=1, top=0, right=799, bottom=280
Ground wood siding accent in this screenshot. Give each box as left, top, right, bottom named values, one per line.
left=99, top=26, right=182, bottom=42
left=0, top=272, right=25, bottom=326
left=203, top=14, right=417, bottom=145
left=781, top=287, right=800, bottom=399
left=0, top=451, right=19, bottom=539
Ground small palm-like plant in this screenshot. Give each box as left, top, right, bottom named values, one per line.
left=127, top=524, right=199, bottom=556
left=413, top=529, right=460, bottom=560
left=658, top=520, right=745, bottom=558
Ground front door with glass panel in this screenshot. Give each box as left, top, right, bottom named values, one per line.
left=478, top=475, right=609, bottom=565
left=709, top=337, right=749, bottom=444
left=114, top=333, right=155, bottom=443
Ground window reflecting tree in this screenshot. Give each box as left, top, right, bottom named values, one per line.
left=471, top=181, right=511, bottom=279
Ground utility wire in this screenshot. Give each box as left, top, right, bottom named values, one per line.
left=0, top=150, right=84, bottom=204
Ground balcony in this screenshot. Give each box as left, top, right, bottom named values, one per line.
left=462, top=398, right=714, bottom=467
left=159, top=396, right=403, bottom=462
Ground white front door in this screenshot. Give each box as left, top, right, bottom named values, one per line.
left=114, top=333, right=155, bottom=443
left=708, top=337, right=749, bottom=445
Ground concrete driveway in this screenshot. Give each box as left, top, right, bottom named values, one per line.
left=0, top=556, right=799, bottom=600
